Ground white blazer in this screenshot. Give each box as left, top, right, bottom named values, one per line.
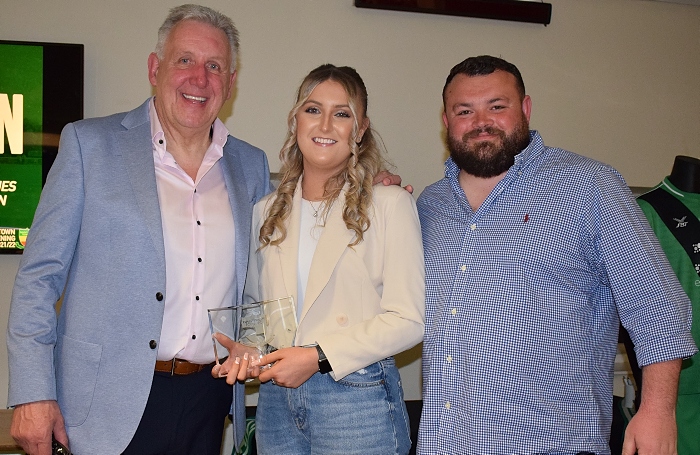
left=244, top=181, right=425, bottom=380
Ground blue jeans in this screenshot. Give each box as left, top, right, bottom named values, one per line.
left=255, top=357, right=411, bottom=455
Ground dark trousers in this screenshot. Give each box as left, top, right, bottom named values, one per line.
left=122, top=364, right=233, bottom=455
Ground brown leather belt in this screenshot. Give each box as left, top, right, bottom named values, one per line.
left=154, top=358, right=213, bottom=376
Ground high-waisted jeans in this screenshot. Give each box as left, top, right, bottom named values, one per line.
left=255, top=357, right=411, bottom=455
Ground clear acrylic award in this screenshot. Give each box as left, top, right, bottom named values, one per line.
left=207, top=296, right=298, bottom=366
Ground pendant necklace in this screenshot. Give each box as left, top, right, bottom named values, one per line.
left=309, top=200, right=323, bottom=218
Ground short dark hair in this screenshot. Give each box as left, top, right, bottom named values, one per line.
left=442, top=55, right=526, bottom=105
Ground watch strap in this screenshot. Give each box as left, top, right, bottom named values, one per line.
left=315, top=345, right=332, bottom=374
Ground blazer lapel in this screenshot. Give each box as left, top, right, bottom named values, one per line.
left=220, top=143, right=253, bottom=306
left=300, top=187, right=353, bottom=322
left=277, top=181, right=302, bottom=307
left=117, top=100, right=166, bottom=269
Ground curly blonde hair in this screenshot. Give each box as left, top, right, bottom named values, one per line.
left=259, top=64, right=387, bottom=247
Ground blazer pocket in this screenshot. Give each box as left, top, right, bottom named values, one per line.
left=55, top=335, right=103, bottom=427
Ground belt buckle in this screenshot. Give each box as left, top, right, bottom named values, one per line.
left=170, top=358, right=177, bottom=376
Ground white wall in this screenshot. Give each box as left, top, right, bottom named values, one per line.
left=1, top=0, right=699, bottom=419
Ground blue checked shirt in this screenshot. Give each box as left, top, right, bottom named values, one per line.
left=416, top=131, right=697, bottom=455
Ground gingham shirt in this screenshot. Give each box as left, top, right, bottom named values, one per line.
left=416, top=131, right=697, bottom=455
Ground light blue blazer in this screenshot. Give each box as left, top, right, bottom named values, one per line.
left=6, top=99, right=272, bottom=454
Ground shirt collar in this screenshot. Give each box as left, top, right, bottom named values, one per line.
left=148, top=96, right=230, bottom=160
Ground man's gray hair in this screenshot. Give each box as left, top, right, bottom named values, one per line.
left=155, top=4, right=240, bottom=71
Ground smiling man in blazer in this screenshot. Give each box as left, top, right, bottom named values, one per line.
left=6, top=5, right=271, bottom=455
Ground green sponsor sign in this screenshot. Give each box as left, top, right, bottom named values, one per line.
left=0, top=44, right=43, bottom=250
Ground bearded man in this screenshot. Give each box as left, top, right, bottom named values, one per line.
left=416, top=55, right=696, bottom=455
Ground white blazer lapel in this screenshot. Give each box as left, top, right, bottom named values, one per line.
left=301, top=187, right=353, bottom=322
left=276, top=180, right=302, bottom=306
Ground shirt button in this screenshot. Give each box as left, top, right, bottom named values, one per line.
left=155, top=292, right=164, bottom=301
left=451, top=308, right=457, bottom=315
left=195, top=296, right=200, bottom=301
left=470, top=224, right=476, bottom=231
left=445, top=401, right=451, bottom=410
left=158, top=139, right=163, bottom=145
left=198, top=257, right=202, bottom=263
left=460, top=265, right=466, bottom=272
left=197, top=220, right=201, bottom=225
left=192, top=334, right=196, bottom=340
left=149, top=340, right=157, bottom=349
left=446, top=355, right=452, bottom=363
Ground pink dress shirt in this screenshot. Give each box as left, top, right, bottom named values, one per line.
left=149, top=98, right=236, bottom=364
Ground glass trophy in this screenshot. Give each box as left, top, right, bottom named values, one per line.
left=207, top=296, right=298, bottom=366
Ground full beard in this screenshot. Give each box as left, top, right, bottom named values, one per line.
left=448, top=119, right=531, bottom=178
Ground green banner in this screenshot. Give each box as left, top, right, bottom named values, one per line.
left=0, top=43, right=43, bottom=250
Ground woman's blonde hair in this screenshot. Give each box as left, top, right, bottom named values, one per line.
left=259, top=64, right=387, bottom=247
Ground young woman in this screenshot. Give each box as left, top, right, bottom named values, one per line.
left=219, top=64, right=424, bottom=454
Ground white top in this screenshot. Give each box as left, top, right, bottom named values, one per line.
left=296, top=199, right=323, bottom=321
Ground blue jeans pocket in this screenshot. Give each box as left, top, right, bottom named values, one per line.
left=337, top=358, right=392, bottom=387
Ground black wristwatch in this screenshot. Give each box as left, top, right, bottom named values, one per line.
left=315, top=344, right=333, bottom=374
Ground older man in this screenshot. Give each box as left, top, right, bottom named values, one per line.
left=7, top=5, right=270, bottom=455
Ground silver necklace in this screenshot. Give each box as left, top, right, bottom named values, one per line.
left=309, top=200, right=323, bottom=218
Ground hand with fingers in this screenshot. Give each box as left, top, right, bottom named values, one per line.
left=210, top=333, right=263, bottom=384
left=373, top=170, right=413, bottom=194
left=257, top=347, right=320, bottom=389
left=11, top=400, right=69, bottom=455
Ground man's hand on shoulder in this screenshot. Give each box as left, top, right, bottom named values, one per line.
left=373, top=170, right=413, bottom=194
left=11, top=400, right=68, bottom=455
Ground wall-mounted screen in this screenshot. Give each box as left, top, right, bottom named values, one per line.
left=0, top=40, right=83, bottom=253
